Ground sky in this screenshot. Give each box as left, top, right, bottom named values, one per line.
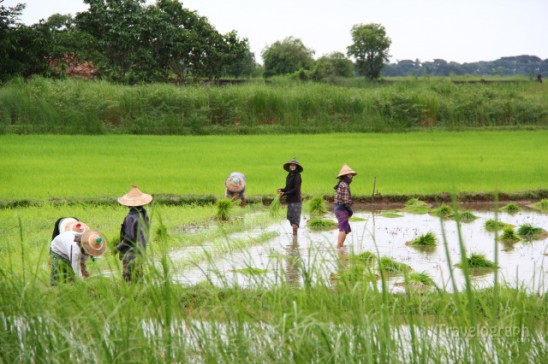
left=3, top=0, right=547, bottom=64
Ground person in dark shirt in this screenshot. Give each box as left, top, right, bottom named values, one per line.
left=277, top=158, right=303, bottom=236
left=116, top=185, right=152, bottom=282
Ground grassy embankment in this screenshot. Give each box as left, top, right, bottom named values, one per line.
left=0, top=76, right=546, bottom=134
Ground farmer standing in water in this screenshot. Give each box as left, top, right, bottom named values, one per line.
left=277, top=157, right=303, bottom=236
left=334, top=164, right=357, bottom=248
left=116, top=185, right=152, bottom=283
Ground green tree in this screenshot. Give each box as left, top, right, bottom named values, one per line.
left=312, top=52, right=354, bottom=81
left=0, top=2, right=53, bottom=81
left=347, top=23, right=391, bottom=80
left=262, top=36, right=314, bottom=78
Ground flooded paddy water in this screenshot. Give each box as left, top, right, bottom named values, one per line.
left=168, top=205, right=547, bottom=294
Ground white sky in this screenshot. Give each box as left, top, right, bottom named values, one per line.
left=3, top=0, right=547, bottom=64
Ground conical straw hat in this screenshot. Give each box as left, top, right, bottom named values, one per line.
left=117, top=185, right=153, bottom=206
left=64, top=220, right=90, bottom=234
left=81, top=230, right=107, bottom=257
left=337, top=164, right=357, bottom=178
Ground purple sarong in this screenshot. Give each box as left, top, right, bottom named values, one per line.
left=335, top=209, right=351, bottom=233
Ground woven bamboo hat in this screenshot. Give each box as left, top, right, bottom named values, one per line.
left=81, top=230, right=107, bottom=257
left=63, top=220, right=90, bottom=234
left=226, top=175, right=246, bottom=193
left=337, top=164, right=357, bottom=178
left=283, top=157, right=304, bottom=172
left=117, top=185, right=153, bottom=206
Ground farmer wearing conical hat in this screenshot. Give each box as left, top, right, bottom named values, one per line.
left=116, top=185, right=152, bottom=282
left=225, top=171, right=246, bottom=206
left=52, top=217, right=93, bottom=278
left=50, top=222, right=107, bottom=285
left=334, top=164, right=357, bottom=248
left=277, top=157, right=303, bottom=236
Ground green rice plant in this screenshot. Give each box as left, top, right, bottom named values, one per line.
left=216, top=198, right=233, bottom=221
left=307, top=217, right=337, bottom=231
left=405, top=271, right=435, bottom=286
left=484, top=219, right=512, bottom=232
left=349, top=251, right=377, bottom=266
left=454, top=211, right=478, bottom=223
left=532, top=199, right=548, bottom=212
left=269, top=195, right=281, bottom=217
left=306, top=196, right=327, bottom=216
left=403, top=198, right=430, bottom=214
left=501, top=203, right=520, bottom=214
left=517, top=223, right=546, bottom=239
left=457, top=253, right=498, bottom=270
left=378, top=256, right=412, bottom=274
left=431, top=204, right=453, bottom=218
left=499, top=227, right=521, bottom=243
left=407, top=231, right=437, bottom=247
left=2, top=131, right=548, bottom=201
left=334, top=252, right=378, bottom=284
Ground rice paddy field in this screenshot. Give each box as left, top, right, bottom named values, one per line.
left=1, top=131, right=547, bottom=363
left=1, top=130, right=547, bottom=202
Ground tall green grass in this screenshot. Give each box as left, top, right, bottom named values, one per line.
left=1, top=77, right=546, bottom=134
left=1, top=201, right=545, bottom=363
left=1, top=131, right=548, bottom=201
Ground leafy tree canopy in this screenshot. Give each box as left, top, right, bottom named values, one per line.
left=262, top=36, right=315, bottom=78
left=347, top=23, right=391, bottom=80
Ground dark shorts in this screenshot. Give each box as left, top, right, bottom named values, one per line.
left=335, top=209, right=351, bottom=233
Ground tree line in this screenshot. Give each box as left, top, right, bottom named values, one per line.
left=1, top=0, right=545, bottom=84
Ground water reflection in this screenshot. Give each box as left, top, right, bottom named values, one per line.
left=284, top=236, right=301, bottom=288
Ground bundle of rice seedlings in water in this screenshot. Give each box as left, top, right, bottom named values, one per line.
left=406, top=272, right=435, bottom=286
left=404, top=198, right=430, bottom=214
left=407, top=231, right=437, bottom=247
left=269, top=195, right=281, bottom=217
left=499, top=226, right=521, bottom=243
left=431, top=204, right=453, bottom=218
left=349, top=251, right=377, bottom=266
left=517, top=223, right=546, bottom=239
left=307, top=217, right=337, bottom=230
left=485, top=219, right=511, bottom=232
left=501, top=203, right=520, bottom=214
left=307, top=196, right=327, bottom=216
left=455, top=211, right=478, bottom=223
left=532, top=199, right=548, bottom=212
left=458, top=253, right=498, bottom=270
left=379, top=256, right=412, bottom=274
left=216, top=199, right=233, bottom=221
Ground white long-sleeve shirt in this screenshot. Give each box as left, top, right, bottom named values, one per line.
left=50, top=231, right=83, bottom=279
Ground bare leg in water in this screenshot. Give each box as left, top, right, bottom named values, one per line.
left=337, top=231, right=347, bottom=248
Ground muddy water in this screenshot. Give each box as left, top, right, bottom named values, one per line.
left=170, top=209, right=547, bottom=293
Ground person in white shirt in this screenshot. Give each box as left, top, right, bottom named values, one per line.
left=50, top=229, right=106, bottom=286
